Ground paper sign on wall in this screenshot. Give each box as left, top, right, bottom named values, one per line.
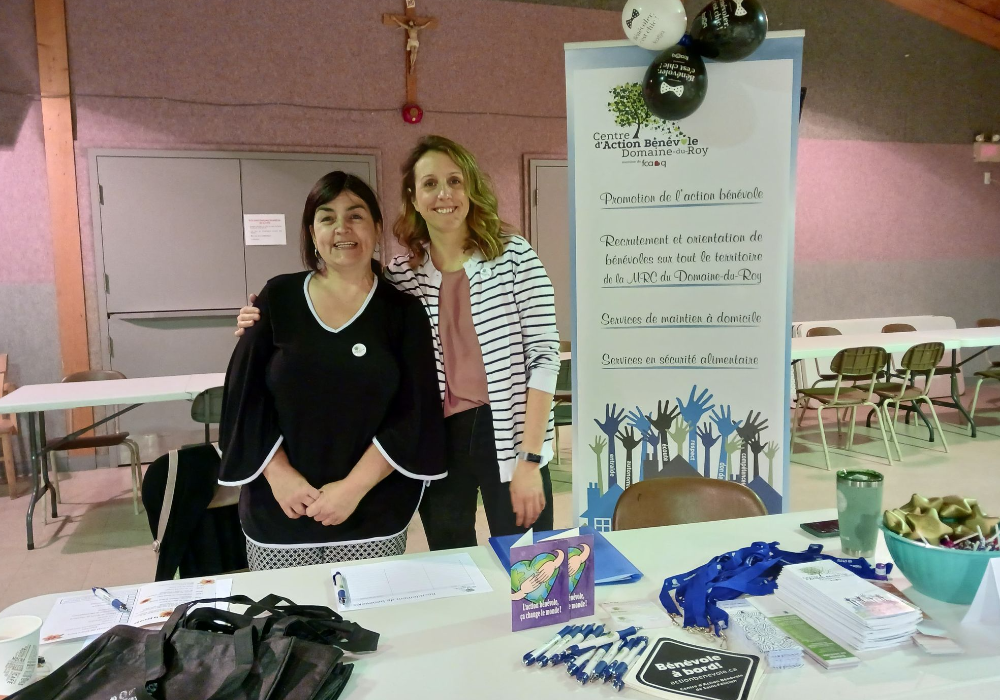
left=243, top=214, right=287, bottom=246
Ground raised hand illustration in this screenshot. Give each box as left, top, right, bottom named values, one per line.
left=648, top=399, right=681, bottom=468
left=616, top=427, right=641, bottom=489
left=749, top=435, right=765, bottom=481
left=627, top=406, right=656, bottom=474
left=590, top=435, right=607, bottom=493
left=736, top=411, right=768, bottom=486
left=668, top=419, right=690, bottom=463
left=723, top=436, right=743, bottom=480
left=763, top=441, right=780, bottom=485
left=643, top=429, right=660, bottom=482
left=594, top=404, right=626, bottom=488
left=710, top=405, right=742, bottom=479
left=676, top=386, right=715, bottom=468
left=696, top=423, right=721, bottom=479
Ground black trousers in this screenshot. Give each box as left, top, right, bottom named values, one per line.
left=419, top=405, right=554, bottom=550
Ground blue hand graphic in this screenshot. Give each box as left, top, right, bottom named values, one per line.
left=710, top=405, right=742, bottom=475
left=697, top=423, right=720, bottom=478
left=676, top=387, right=715, bottom=467
left=595, top=404, right=626, bottom=488
left=595, top=404, right=626, bottom=441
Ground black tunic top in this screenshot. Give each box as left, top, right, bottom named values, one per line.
left=218, top=271, right=446, bottom=547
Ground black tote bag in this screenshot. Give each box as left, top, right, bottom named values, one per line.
left=9, top=594, right=377, bottom=700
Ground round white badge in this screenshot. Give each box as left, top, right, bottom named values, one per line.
left=352, top=343, right=366, bottom=357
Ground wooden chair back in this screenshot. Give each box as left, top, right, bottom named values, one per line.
left=611, top=477, right=766, bottom=531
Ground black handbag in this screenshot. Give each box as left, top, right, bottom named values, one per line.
left=10, top=594, right=378, bottom=700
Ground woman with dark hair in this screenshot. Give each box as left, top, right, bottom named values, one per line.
left=237, top=137, right=560, bottom=549
left=220, top=172, right=445, bottom=570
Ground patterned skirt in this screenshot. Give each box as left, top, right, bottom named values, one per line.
left=245, top=531, right=408, bottom=571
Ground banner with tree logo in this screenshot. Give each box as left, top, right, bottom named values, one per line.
left=564, top=35, right=803, bottom=530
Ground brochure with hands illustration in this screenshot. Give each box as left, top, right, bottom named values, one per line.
left=510, top=528, right=594, bottom=631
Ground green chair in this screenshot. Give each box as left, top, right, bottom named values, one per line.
left=553, top=358, right=571, bottom=465
left=864, top=342, right=948, bottom=460
left=191, top=386, right=224, bottom=445
left=792, top=346, right=892, bottom=471
left=969, top=367, right=1000, bottom=422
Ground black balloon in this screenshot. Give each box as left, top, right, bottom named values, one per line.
left=689, top=0, right=768, bottom=62
left=641, top=44, right=708, bottom=121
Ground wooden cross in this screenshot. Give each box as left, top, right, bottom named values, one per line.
left=382, top=0, right=438, bottom=104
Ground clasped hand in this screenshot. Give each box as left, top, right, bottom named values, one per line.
left=265, top=460, right=362, bottom=526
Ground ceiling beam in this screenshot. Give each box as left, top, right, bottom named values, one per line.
left=882, top=0, right=1000, bottom=50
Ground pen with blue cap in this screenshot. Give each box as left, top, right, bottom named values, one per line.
left=92, top=587, right=129, bottom=612
left=595, top=637, right=630, bottom=682
left=612, top=636, right=649, bottom=691
left=523, top=625, right=572, bottom=666
left=552, top=623, right=602, bottom=666
left=578, top=642, right=613, bottom=684
left=566, top=646, right=598, bottom=676
left=331, top=571, right=350, bottom=607
left=537, top=624, right=583, bottom=667
left=562, top=625, right=640, bottom=656
left=604, top=637, right=641, bottom=683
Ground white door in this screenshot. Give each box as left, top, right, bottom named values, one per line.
left=530, top=161, right=570, bottom=342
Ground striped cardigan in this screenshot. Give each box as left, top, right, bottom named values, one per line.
left=384, top=234, right=560, bottom=481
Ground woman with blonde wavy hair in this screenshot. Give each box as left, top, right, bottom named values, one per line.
left=385, top=135, right=559, bottom=549
left=238, top=135, right=560, bottom=550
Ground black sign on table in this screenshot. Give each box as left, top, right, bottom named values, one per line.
left=635, top=638, right=759, bottom=700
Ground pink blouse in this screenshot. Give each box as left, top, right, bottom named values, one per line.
left=438, top=268, right=490, bottom=417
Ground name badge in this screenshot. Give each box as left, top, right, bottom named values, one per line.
left=352, top=343, right=366, bottom=357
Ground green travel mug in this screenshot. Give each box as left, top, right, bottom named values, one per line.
left=836, top=469, right=884, bottom=558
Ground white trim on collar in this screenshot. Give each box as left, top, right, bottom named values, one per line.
left=303, top=271, right=378, bottom=333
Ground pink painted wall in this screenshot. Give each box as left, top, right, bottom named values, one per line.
left=795, top=140, right=1000, bottom=262
left=3, top=0, right=1000, bottom=389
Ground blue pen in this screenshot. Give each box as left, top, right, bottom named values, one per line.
left=555, top=623, right=603, bottom=665
left=595, top=637, right=630, bottom=681
left=604, top=637, right=641, bottom=682
left=92, top=587, right=129, bottom=612
left=563, top=625, right=639, bottom=656
left=566, top=647, right=598, bottom=676
left=579, top=643, right=613, bottom=684
left=523, top=625, right=571, bottom=666
left=332, top=572, right=350, bottom=607
left=538, top=625, right=581, bottom=667
left=550, top=623, right=595, bottom=666
left=612, top=636, right=649, bottom=691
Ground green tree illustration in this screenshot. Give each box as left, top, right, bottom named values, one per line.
left=608, top=83, right=655, bottom=139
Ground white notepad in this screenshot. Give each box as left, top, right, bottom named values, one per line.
left=40, top=578, right=233, bottom=644
left=332, top=552, right=492, bottom=611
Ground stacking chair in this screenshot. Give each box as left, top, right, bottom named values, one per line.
left=969, top=367, right=1000, bottom=422
left=47, top=370, right=143, bottom=515
left=190, top=386, right=224, bottom=444
left=792, top=346, right=893, bottom=470
left=0, top=355, right=20, bottom=499
left=553, top=345, right=572, bottom=465
left=976, top=318, right=1000, bottom=368
left=862, top=342, right=948, bottom=459
left=612, top=477, right=766, bottom=530
left=796, top=326, right=845, bottom=430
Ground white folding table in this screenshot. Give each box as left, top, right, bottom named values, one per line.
left=3, top=509, right=998, bottom=699
left=790, top=327, right=1000, bottom=439
left=0, top=373, right=226, bottom=550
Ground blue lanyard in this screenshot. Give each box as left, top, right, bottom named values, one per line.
left=658, top=541, right=892, bottom=635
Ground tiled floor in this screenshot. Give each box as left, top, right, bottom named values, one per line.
left=0, top=387, right=997, bottom=612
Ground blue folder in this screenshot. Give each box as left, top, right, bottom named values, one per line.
left=489, top=525, right=643, bottom=585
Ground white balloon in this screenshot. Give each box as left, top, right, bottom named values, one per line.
left=621, top=0, right=687, bottom=51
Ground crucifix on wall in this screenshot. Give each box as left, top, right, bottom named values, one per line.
left=383, top=0, right=438, bottom=123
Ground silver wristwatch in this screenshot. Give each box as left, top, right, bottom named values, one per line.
left=516, top=451, right=543, bottom=464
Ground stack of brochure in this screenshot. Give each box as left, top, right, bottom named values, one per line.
left=775, top=560, right=921, bottom=652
